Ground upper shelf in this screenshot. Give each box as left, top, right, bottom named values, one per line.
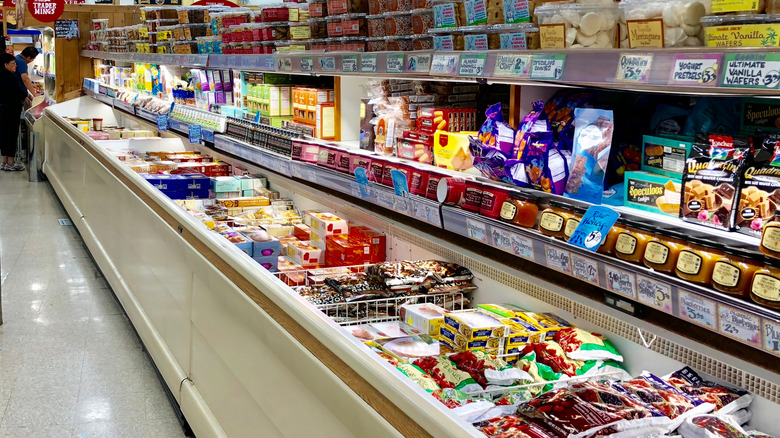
left=83, top=48, right=780, bottom=95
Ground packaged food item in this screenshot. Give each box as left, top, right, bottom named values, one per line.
left=396, top=363, right=441, bottom=393
left=554, top=327, right=623, bottom=362
left=537, top=200, right=578, bottom=240
left=368, top=0, right=386, bottom=14
left=612, top=221, right=654, bottom=264
left=367, top=15, right=386, bottom=37
left=711, top=0, right=766, bottom=15
left=310, top=0, right=328, bottom=17
left=413, top=355, right=483, bottom=393
left=339, top=13, right=367, bottom=36
left=621, top=372, right=711, bottom=423
left=374, top=335, right=440, bottom=362
left=682, top=134, right=752, bottom=231
left=620, top=0, right=707, bottom=49
left=674, top=238, right=724, bottom=287
left=411, top=34, right=434, bottom=49
left=665, top=367, right=753, bottom=414
left=702, top=14, right=780, bottom=47
left=432, top=0, right=466, bottom=28
left=412, top=8, right=434, bottom=34
left=450, top=350, right=532, bottom=386
left=641, top=229, right=686, bottom=274
left=493, top=23, right=541, bottom=49
left=623, top=170, right=683, bottom=218
left=499, top=190, right=539, bottom=228
left=384, top=35, right=413, bottom=50
left=750, top=257, right=780, bottom=308
left=387, top=0, right=413, bottom=11
left=444, top=310, right=507, bottom=340
left=476, top=415, right=557, bottom=438
left=327, top=0, right=368, bottom=15
left=430, top=28, right=466, bottom=49
left=536, top=2, right=619, bottom=49
left=518, top=387, right=624, bottom=437
left=737, top=140, right=780, bottom=238
left=365, top=36, right=388, bottom=51
left=564, top=108, right=615, bottom=204
left=385, top=11, right=414, bottom=35
left=712, top=246, right=763, bottom=298
left=176, top=6, right=209, bottom=24
left=399, top=303, right=446, bottom=336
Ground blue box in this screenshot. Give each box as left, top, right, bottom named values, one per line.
left=151, top=174, right=184, bottom=191
left=183, top=189, right=211, bottom=199
left=252, top=238, right=280, bottom=258
left=182, top=174, right=211, bottom=191
left=253, top=254, right=278, bottom=272
left=164, top=191, right=186, bottom=200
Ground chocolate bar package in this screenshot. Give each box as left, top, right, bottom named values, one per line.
left=737, top=133, right=780, bottom=237
left=681, top=133, right=752, bottom=231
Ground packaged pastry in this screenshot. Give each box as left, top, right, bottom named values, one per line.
left=502, top=0, right=534, bottom=24
left=536, top=2, right=619, bottom=49
left=340, top=13, right=368, bottom=36
left=327, top=0, right=368, bottom=15
left=341, top=36, right=367, bottom=51
left=702, top=14, right=780, bottom=48
left=619, top=0, right=707, bottom=49
left=564, top=108, right=615, bottom=204
left=385, top=35, right=415, bottom=50
left=385, top=11, right=414, bottom=35
left=368, top=0, right=387, bottom=14
left=323, top=272, right=390, bottom=301
left=387, top=0, right=414, bottom=12
left=412, top=8, right=434, bottom=34
left=172, top=40, right=199, bottom=54
left=737, top=136, right=780, bottom=237
left=492, top=23, right=540, bottom=49
left=176, top=6, right=209, bottom=24
left=711, top=0, right=765, bottom=14
left=430, top=28, right=466, bottom=50
left=309, top=18, right=329, bottom=38
left=463, top=0, right=505, bottom=25
left=682, top=133, right=752, bottom=231
left=289, top=21, right=312, bottom=39
left=664, top=366, right=752, bottom=414
left=310, top=0, right=328, bottom=17
left=367, top=15, right=386, bottom=37
left=366, top=36, right=388, bottom=50
left=412, top=34, right=434, bottom=49
left=326, top=16, right=344, bottom=36
left=261, top=4, right=291, bottom=22
left=432, top=0, right=467, bottom=28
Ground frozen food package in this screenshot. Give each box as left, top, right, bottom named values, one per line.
left=413, top=355, right=483, bottom=393
left=396, top=363, right=441, bottom=393
left=323, top=272, right=391, bottom=301
left=570, top=381, right=671, bottom=431
left=553, top=327, right=624, bottom=362
left=564, top=108, right=615, bottom=204
left=375, top=335, right=440, bottom=362
left=475, top=415, right=558, bottom=438
left=664, top=367, right=753, bottom=415
left=517, top=387, right=624, bottom=438
left=678, top=414, right=751, bottom=438
left=619, top=372, right=713, bottom=425
left=449, top=350, right=533, bottom=386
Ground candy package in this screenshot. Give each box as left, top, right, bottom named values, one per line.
left=367, top=260, right=438, bottom=294
left=296, top=284, right=345, bottom=306
left=571, top=381, right=671, bottom=430
left=396, top=363, right=441, bottom=393
left=324, top=272, right=391, bottom=301
left=517, top=388, right=624, bottom=438
left=470, top=137, right=512, bottom=183
left=450, top=350, right=532, bottom=387
left=414, top=355, right=483, bottom=394
left=513, top=100, right=551, bottom=160
left=564, top=108, right=615, bottom=204
left=664, top=367, right=753, bottom=415
left=619, top=372, right=713, bottom=426
left=475, top=415, right=558, bottom=438
left=545, top=89, right=595, bottom=152
left=554, top=327, right=624, bottom=362
left=677, top=414, right=750, bottom=438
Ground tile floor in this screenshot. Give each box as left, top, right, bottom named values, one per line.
left=0, top=170, right=187, bottom=438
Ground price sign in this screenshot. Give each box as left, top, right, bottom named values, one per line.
left=491, top=228, right=513, bottom=254
left=669, top=54, right=721, bottom=86
left=636, top=275, right=672, bottom=313
left=305, top=168, right=317, bottom=184
left=278, top=57, right=293, bottom=72
left=54, top=19, right=79, bottom=39
left=361, top=54, right=377, bottom=73
left=390, top=169, right=409, bottom=196
left=615, top=53, right=653, bottom=83
left=387, top=53, right=405, bottom=74
left=544, top=245, right=571, bottom=274
left=722, top=53, right=780, bottom=89
left=376, top=191, right=395, bottom=210
left=458, top=53, right=487, bottom=77
left=188, top=125, right=202, bottom=144
left=493, top=54, right=532, bottom=78
left=156, top=114, right=168, bottom=131
left=342, top=55, right=358, bottom=73
left=202, top=129, right=215, bottom=143
left=568, top=206, right=620, bottom=252
left=319, top=56, right=336, bottom=72
left=510, top=234, right=534, bottom=261
left=604, top=265, right=636, bottom=298
left=394, top=195, right=411, bottom=215
left=678, top=290, right=717, bottom=329
left=530, top=54, right=566, bottom=80
left=466, top=218, right=488, bottom=243
left=354, top=167, right=372, bottom=198
left=301, top=56, right=314, bottom=72
left=764, top=319, right=780, bottom=356
left=572, top=255, right=599, bottom=285
left=407, top=53, right=431, bottom=73
left=412, top=201, right=441, bottom=227
left=719, top=304, right=761, bottom=347
left=258, top=55, right=276, bottom=71
left=430, top=54, right=459, bottom=76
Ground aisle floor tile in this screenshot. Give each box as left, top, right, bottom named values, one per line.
left=0, top=172, right=185, bottom=437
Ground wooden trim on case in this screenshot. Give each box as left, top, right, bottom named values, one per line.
left=49, top=116, right=432, bottom=438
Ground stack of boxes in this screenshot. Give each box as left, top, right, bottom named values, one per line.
left=210, top=175, right=272, bottom=201
left=243, top=73, right=293, bottom=128
left=291, top=87, right=335, bottom=140
left=143, top=174, right=211, bottom=199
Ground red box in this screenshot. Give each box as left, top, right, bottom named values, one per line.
left=326, top=234, right=371, bottom=265
left=417, top=107, right=477, bottom=133
left=369, top=159, right=385, bottom=182
left=294, top=223, right=311, bottom=241
left=409, top=166, right=430, bottom=197
left=335, top=149, right=351, bottom=173
left=381, top=161, right=398, bottom=187
left=397, top=139, right=433, bottom=164
left=402, top=130, right=435, bottom=146
left=350, top=153, right=372, bottom=175
left=349, top=226, right=386, bottom=263
left=172, top=162, right=231, bottom=177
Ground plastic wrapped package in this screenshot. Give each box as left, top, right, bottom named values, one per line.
left=619, top=0, right=707, bottom=48
left=326, top=37, right=344, bottom=51
left=185, top=23, right=213, bottom=40
left=261, top=4, right=291, bottom=22
left=366, top=36, right=388, bottom=51
left=711, top=0, right=764, bottom=14
left=309, top=18, right=329, bottom=38
left=327, top=0, right=368, bottom=15
left=310, top=0, right=328, bottom=17
left=341, top=36, right=367, bottom=51
left=412, top=8, right=434, bottom=34
left=430, top=28, right=466, bottom=50
left=536, top=2, right=619, bottom=49
left=701, top=14, right=780, bottom=47
left=412, top=34, right=434, bottom=49
left=387, top=0, right=414, bottom=11
left=327, top=16, right=344, bottom=36
left=367, top=15, right=386, bottom=37
left=432, top=0, right=467, bottom=28
left=340, top=13, right=368, bottom=36
left=461, top=23, right=540, bottom=49
left=385, top=35, right=415, bottom=50
left=386, top=11, right=414, bottom=35
left=463, top=0, right=505, bottom=25
left=177, top=6, right=209, bottom=24
left=311, top=39, right=328, bottom=51
left=368, top=0, right=386, bottom=14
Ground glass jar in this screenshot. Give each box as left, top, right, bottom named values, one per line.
left=713, top=246, right=763, bottom=298
left=597, top=220, right=626, bottom=256
left=760, top=211, right=780, bottom=260
left=614, top=222, right=655, bottom=264
left=499, top=190, right=539, bottom=229
left=675, top=239, right=724, bottom=287
left=538, top=200, right=576, bottom=240
left=562, top=205, right=586, bottom=242
left=751, top=257, right=780, bottom=309
left=643, top=230, right=686, bottom=274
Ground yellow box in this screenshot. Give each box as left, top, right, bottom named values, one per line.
left=216, top=197, right=271, bottom=208
left=438, top=325, right=504, bottom=352
left=443, top=310, right=508, bottom=341
left=433, top=131, right=478, bottom=173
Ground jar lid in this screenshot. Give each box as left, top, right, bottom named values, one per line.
left=623, top=219, right=657, bottom=235
left=508, top=189, right=539, bottom=202
left=722, top=245, right=763, bottom=261
left=764, top=255, right=780, bottom=268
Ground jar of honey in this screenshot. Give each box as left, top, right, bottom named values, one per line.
left=675, top=238, right=724, bottom=287
left=614, top=221, right=655, bottom=264
left=643, top=230, right=686, bottom=274
left=538, top=201, right=577, bottom=240
left=499, top=191, right=539, bottom=228
left=760, top=211, right=780, bottom=260
left=751, top=257, right=780, bottom=309
left=712, top=246, right=763, bottom=298
left=597, top=220, right=626, bottom=256
left=562, top=205, right=587, bottom=242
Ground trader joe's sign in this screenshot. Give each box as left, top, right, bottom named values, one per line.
left=28, top=0, right=64, bottom=22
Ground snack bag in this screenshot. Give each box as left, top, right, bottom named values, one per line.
left=576, top=360, right=632, bottom=382
left=564, top=108, right=616, bottom=204
left=413, top=356, right=483, bottom=394
left=520, top=131, right=569, bottom=195
left=470, top=137, right=512, bottom=182
left=478, top=103, right=515, bottom=157
left=620, top=372, right=713, bottom=426
left=514, top=101, right=551, bottom=160
left=475, top=415, right=558, bottom=438
left=545, top=89, right=595, bottom=152
left=554, top=327, right=624, bottom=362
left=517, top=388, right=624, bottom=438
left=571, top=381, right=671, bottom=430
left=450, top=350, right=533, bottom=387
left=516, top=347, right=563, bottom=389
left=677, top=414, right=750, bottom=438
left=434, top=388, right=495, bottom=423
left=396, top=363, right=441, bottom=393
left=664, top=367, right=753, bottom=415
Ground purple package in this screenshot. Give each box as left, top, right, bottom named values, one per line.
left=513, top=101, right=549, bottom=160
left=469, top=137, right=510, bottom=181
left=495, top=121, right=515, bottom=157
left=215, top=92, right=226, bottom=105
left=199, top=71, right=210, bottom=92
left=213, top=71, right=224, bottom=92
left=223, top=70, right=233, bottom=92
left=477, top=103, right=504, bottom=146
left=505, top=159, right=528, bottom=188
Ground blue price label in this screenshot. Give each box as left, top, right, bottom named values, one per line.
left=568, top=206, right=620, bottom=252
left=157, top=114, right=168, bottom=131
left=390, top=169, right=409, bottom=197
left=189, top=124, right=202, bottom=144
left=254, top=112, right=261, bottom=123
left=202, top=129, right=214, bottom=143
left=354, top=167, right=371, bottom=198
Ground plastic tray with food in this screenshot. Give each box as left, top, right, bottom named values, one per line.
left=463, top=0, right=505, bottom=25
left=429, top=27, right=465, bottom=50
left=535, top=2, right=619, bottom=49
left=176, top=6, right=209, bottom=24
left=491, top=23, right=541, bottom=49
left=326, top=16, right=344, bottom=36
left=340, top=13, right=368, bottom=36
left=386, top=11, right=415, bottom=35
left=311, top=39, right=329, bottom=51
left=619, top=0, right=707, bottom=48
left=431, top=0, right=466, bottom=28
left=310, top=0, right=328, bottom=17
left=327, top=0, right=368, bottom=16
left=387, top=0, right=414, bottom=12
left=173, top=40, right=200, bottom=54
left=701, top=13, right=780, bottom=47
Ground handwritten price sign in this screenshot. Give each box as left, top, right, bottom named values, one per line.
left=616, top=53, right=653, bottom=83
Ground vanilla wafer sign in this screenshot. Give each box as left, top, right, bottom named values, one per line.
left=28, top=0, right=63, bottom=22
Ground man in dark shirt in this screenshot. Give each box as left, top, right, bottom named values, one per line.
left=15, top=46, right=40, bottom=100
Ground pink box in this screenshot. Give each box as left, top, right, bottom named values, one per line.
left=286, top=240, right=324, bottom=267
left=335, top=149, right=351, bottom=173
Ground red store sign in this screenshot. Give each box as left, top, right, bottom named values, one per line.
left=28, top=0, right=64, bottom=22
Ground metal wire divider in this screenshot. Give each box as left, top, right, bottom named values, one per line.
left=274, top=264, right=471, bottom=326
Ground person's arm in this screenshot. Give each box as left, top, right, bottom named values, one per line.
left=21, top=72, right=38, bottom=96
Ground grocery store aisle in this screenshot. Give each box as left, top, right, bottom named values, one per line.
left=0, top=171, right=187, bottom=438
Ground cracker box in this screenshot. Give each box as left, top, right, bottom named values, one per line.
left=443, top=310, right=508, bottom=340
left=514, top=312, right=572, bottom=341
left=624, top=171, right=683, bottom=217
left=216, top=197, right=271, bottom=208
left=399, top=303, right=446, bottom=336
left=642, top=135, right=693, bottom=178
left=438, top=325, right=504, bottom=352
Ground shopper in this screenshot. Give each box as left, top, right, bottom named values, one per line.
left=0, top=53, right=28, bottom=171
left=15, top=46, right=40, bottom=98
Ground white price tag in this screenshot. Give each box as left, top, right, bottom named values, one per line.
left=530, top=54, right=566, bottom=80
left=572, top=255, right=598, bottom=285
left=465, top=218, right=488, bottom=243
left=319, top=56, right=336, bottom=72
left=361, top=54, right=377, bottom=73
left=722, top=53, right=780, bottom=89
left=544, top=245, right=571, bottom=274
left=430, top=54, right=459, bottom=76
left=678, top=290, right=718, bottom=329
left=494, top=54, right=532, bottom=78
left=406, top=54, right=431, bottom=73
left=669, top=54, right=720, bottom=86
left=510, top=234, right=534, bottom=261
left=278, top=57, right=293, bottom=71
left=636, top=275, right=673, bottom=313
left=604, top=265, right=636, bottom=298
left=719, top=305, right=761, bottom=347
left=458, top=54, right=486, bottom=77
left=301, top=56, right=314, bottom=72
left=615, top=53, right=653, bottom=83
left=342, top=55, right=358, bottom=73
left=764, top=319, right=780, bottom=357
left=491, top=228, right=513, bottom=253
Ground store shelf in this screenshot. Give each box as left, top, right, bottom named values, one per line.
left=83, top=48, right=780, bottom=94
